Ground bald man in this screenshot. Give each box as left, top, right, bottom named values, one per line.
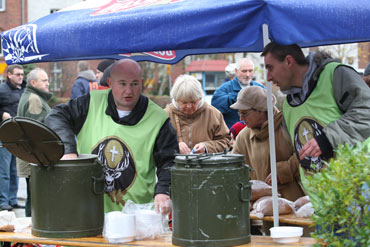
left=45, top=59, right=178, bottom=215
left=212, top=58, right=265, bottom=128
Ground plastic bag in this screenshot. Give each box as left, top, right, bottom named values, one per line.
left=295, top=202, right=314, bottom=218
left=0, top=210, right=15, bottom=232
left=294, top=195, right=310, bottom=208
left=250, top=180, right=273, bottom=201
left=0, top=211, right=31, bottom=233
left=122, top=200, right=170, bottom=240
left=252, top=196, right=295, bottom=218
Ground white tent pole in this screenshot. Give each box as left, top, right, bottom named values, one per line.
left=263, top=23, right=279, bottom=227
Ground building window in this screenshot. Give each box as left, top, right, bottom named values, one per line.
left=0, top=0, right=5, bottom=12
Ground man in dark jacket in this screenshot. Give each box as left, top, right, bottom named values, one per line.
left=70, top=61, right=98, bottom=99
left=45, top=59, right=178, bottom=215
left=0, top=64, right=26, bottom=211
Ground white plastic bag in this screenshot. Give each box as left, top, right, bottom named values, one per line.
left=0, top=211, right=31, bottom=233
left=252, top=197, right=295, bottom=218
left=121, top=200, right=170, bottom=240
left=295, top=202, right=314, bottom=218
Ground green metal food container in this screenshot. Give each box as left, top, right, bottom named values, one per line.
left=0, top=117, right=104, bottom=238
left=171, top=153, right=251, bottom=247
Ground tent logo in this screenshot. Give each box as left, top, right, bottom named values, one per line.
left=91, top=0, right=184, bottom=16
left=2, top=24, right=49, bottom=63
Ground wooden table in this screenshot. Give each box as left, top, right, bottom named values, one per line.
left=250, top=213, right=313, bottom=227
left=0, top=231, right=316, bottom=247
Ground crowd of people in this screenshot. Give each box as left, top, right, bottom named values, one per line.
left=0, top=43, right=369, bottom=221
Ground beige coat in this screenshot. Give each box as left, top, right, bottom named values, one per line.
left=232, top=108, right=304, bottom=201
left=165, top=102, right=230, bottom=153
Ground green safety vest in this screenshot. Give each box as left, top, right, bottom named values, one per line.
left=77, top=90, right=168, bottom=212
left=283, top=62, right=342, bottom=170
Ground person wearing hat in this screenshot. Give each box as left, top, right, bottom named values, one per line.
left=363, top=63, right=370, bottom=87
left=229, top=121, right=246, bottom=150
left=231, top=86, right=304, bottom=201
left=96, top=59, right=115, bottom=90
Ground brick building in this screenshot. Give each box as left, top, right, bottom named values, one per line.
left=0, top=0, right=28, bottom=82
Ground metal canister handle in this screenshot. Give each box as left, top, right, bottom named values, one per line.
left=238, top=182, right=251, bottom=203
left=92, top=175, right=105, bottom=195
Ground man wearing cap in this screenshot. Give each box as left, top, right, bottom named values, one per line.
left=212, top=58, right=265, bottom=128
left=96, top=59, right=115, bottom=90
left=231, top=86, right=304, bottom=201
left=363, top=63, right=370, bottom=87
left=45, top=59, right=178, bottom=215
left=262, top=42, right=370, bottom=171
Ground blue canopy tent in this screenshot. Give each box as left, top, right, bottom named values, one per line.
left=2, top=0, right=369, bottom=65
left=2, top=0, right=370, bottom=228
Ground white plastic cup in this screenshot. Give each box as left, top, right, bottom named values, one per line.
left=104, top=211, right=136, bottom=243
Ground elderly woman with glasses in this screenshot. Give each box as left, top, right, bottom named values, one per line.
left=165, top=75, right=230, bottom=154
left=231, top=86, right=304, bottom=201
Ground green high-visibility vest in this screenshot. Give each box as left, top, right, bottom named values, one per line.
left=77, top=90, right=168, bottom=212
left=283, top=62, right=342, bottom=170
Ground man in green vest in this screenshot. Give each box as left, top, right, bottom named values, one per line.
left=261, top=42, right=370, bottom=171
left=45, top=59, right=178, bottom=214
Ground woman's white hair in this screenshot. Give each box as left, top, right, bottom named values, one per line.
left=170, top=74, right=204, bottom=101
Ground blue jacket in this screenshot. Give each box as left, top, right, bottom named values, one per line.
left=70, top=70, right=97, bottom=100
left=211, top=77, right=265, bottom=128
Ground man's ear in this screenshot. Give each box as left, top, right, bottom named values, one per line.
left=285, top=55, right=295, bottom=68
left=30, top=80, right=36, bottom=87
left=107, top=77, right=111, bottom=87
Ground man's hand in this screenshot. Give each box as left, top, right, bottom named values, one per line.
left=61, top=153, right=78, bottom=160
left=154, top=194, right=171, bottom=215
left=265, top=173, right=279, bottom=186
left=179, top=141, right=191, bottom=154
left=299, top=138, right=322, bottom=160
left=2, top=112, right=11, bottom=121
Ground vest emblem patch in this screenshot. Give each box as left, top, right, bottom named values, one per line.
left=92, top=137, right=136, bottom=206
left=294, top=118, right=324, bottom=171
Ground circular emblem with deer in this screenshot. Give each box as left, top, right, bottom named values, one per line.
left=92, top=137, right=136, bottom=206
left=294, top=118, right=324, bottom=171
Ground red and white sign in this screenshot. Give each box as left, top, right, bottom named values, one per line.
left=120, top=50, right=176, bottom=60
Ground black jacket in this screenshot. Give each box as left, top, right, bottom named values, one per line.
left=45, top=91, right=179, bottom=196
left=0, top=78, right=26, bottom=119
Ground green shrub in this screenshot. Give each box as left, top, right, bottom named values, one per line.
left=301, top=144, right=370, bottom=247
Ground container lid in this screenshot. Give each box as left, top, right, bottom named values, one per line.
left=175, top=153, right=245, bottom=167
left=0, top=117, right=64, bottom=166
